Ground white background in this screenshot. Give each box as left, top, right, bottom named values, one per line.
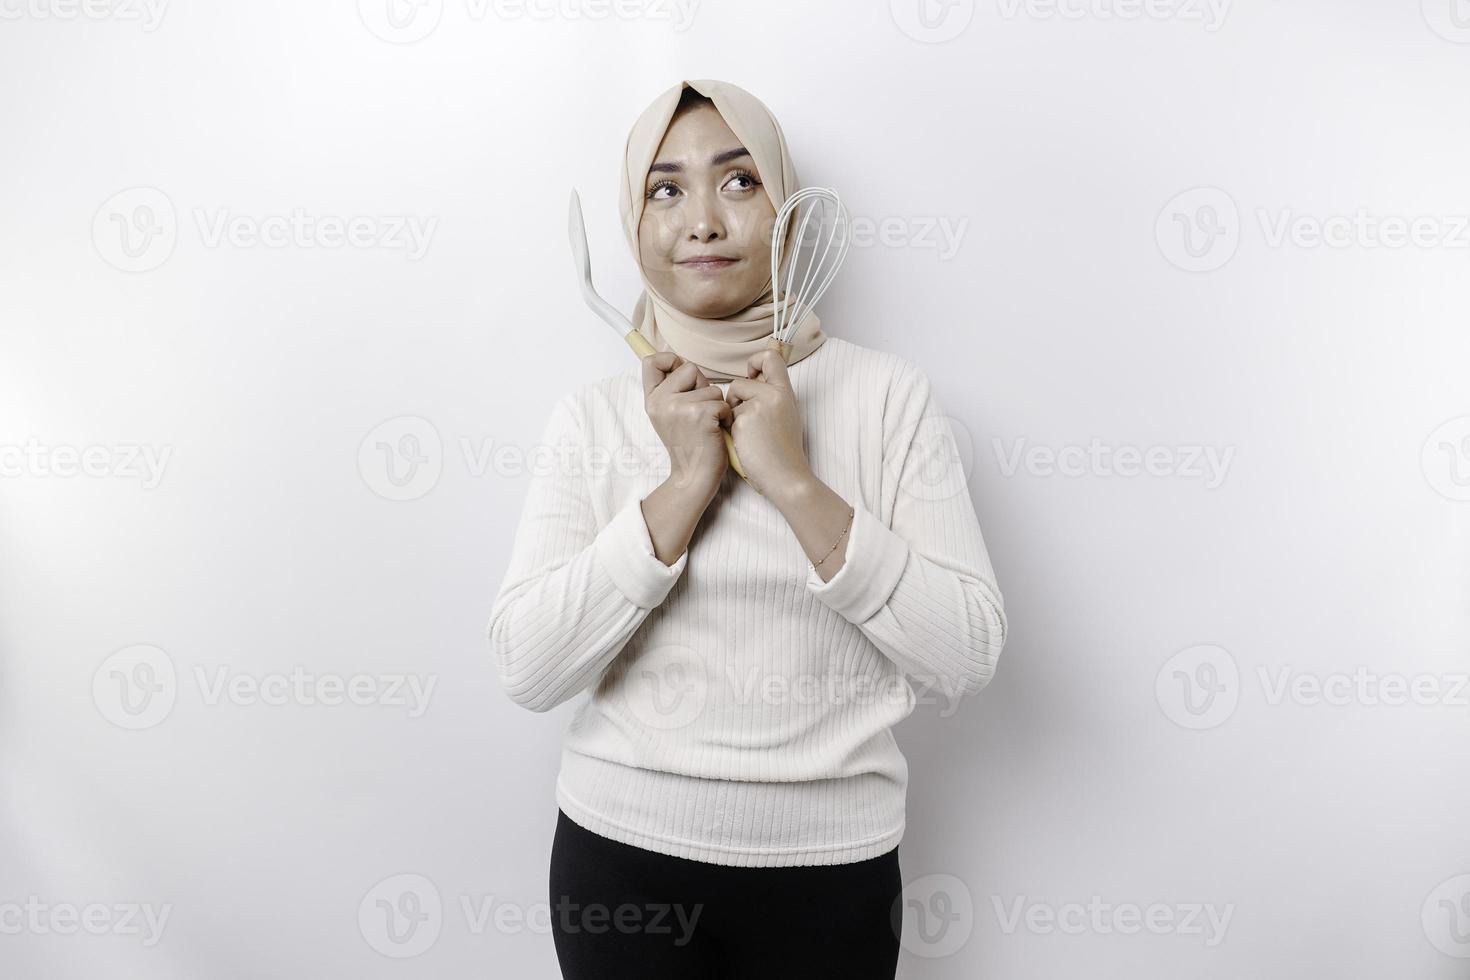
left=3, top=0, right=1469, bottom=976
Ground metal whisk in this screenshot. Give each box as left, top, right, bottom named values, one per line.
left=766, top=187, right=852, bottom=362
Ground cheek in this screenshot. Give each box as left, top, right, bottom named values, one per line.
left=638, top=209, right=680, bottom=268
left=739, top=257, right=771, bottom=300
left=726, top=206, right=776, bottom=254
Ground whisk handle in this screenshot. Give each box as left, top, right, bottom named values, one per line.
left=623, top=328, right=658, bottom=359
left=721, top=430, right=748, bottom=482
left=622, top=328, right=754, bottom=487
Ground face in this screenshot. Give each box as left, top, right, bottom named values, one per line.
left=637, top=104, right=777, bottom=319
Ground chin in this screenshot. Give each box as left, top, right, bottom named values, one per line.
left=671, top=289, right=749, bottom=320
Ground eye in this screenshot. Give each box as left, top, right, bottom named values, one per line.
left=726, top=169, right=761, bottom=192
left=647, top=180, right=679, bottom=202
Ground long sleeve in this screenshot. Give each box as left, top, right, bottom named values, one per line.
left=805, top=363, right=1008, bottom=701
left=488, top=394, right=688, bottom=713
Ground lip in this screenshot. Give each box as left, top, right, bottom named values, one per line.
left=676, top=256, right=740, bottom=271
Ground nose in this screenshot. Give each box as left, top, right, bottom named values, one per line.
left=683, top=190, right=726, bottom=244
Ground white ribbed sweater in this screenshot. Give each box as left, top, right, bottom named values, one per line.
left=488, top=336, right=1007, bottom=867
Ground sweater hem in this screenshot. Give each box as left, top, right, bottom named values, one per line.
left=555, top=779, right=905, bottom=868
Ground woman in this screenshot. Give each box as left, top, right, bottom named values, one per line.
left=488, top=78, right=1008, bottom=978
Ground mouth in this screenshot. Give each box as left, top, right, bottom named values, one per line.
left=676, top=256, right=740, bottom=273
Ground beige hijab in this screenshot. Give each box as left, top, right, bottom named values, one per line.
left=617, top=79, right=827, bottom=383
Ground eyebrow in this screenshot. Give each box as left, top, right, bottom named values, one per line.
left=647, top=147, right=752, bottom=175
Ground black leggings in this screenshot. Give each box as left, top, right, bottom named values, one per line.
left=548, top=809, right=903, bottom=979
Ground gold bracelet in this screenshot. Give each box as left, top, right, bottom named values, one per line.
left=812, top=506, right=854, bottom=568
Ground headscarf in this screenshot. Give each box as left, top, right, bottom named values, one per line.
left=617, top=79, right=827, bottom=383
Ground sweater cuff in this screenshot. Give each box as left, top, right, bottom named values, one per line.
left=595, top=495, right=688, bottom=609
left=805, top=501, right=909, bottom=624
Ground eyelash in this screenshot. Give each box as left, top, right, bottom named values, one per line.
left=647, top=169, right=762, bottom=201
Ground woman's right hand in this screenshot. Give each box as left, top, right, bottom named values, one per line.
left=642, top=352, right=731, bottom=495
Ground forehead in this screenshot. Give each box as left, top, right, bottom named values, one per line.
left=650, top=105, right=740, bottom=165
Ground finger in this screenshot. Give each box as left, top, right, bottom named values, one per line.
left=725, top=377, right=764, bottom=402
left=688, top=363, right=715, bottom=389
left=658, top=360, right=704, bottom=394
left=641, top=352, right=683, bottom=395
left=677, top=385, right=728, bottom=403
left=685, top=394, right=731, bottom=433
left=712, top=399, right=734, bottom=427
left=747, top=348, right=791, bottom=388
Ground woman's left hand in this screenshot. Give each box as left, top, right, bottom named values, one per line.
left=724, top=348, right=814, bottom=501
